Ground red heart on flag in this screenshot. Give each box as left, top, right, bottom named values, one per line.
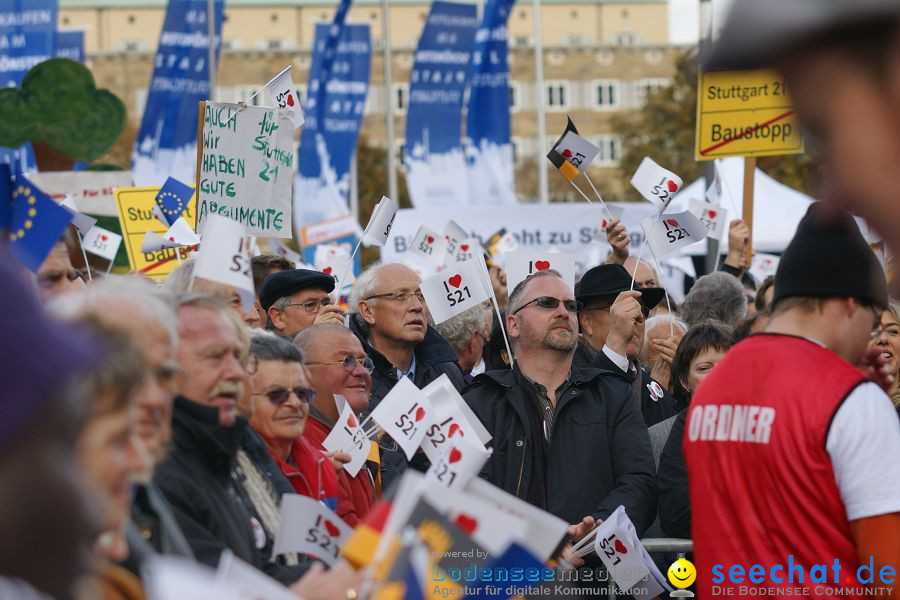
left=666, top=180, right=678, bottom=193
left=448, top=274, right=462, bottom=288
left=287, top=94, right=295, bottom=107
left=534, top=260, right=551, bottom=271
left=614, top=539, right=628, bottom=554
left=426, top=235, right=434, bottom=244
left=665, top=219, right=679, bottom=227
left=601, top=219, right=607, bottom=228
left=707, top=209, right=717, bottom=218
left=324, top=519, right=340, bottom=537
left=444, top=235, right=451, bottom=241
left=454, top=514, right=478, bottom=535
left=562, top=149, right=572, bottom=158
left=347, top=414, right=357, bottom=428
left=414, top=407, right=425, bottom=421
left=101, top=234, right=108, bottom=242
left=323, top=267, right=333, bottom=274
left=448, top=447, right=462, bottom=464
left=448, top=423, right=463, bottom=438
left=169, top=236, right=175, bottom=242
left=461, top=244, right=470, bottom=251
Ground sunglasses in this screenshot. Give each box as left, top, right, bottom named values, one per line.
left=253, top=386, right=316, bottom=405
left=513, top=296, right=581, bottom=315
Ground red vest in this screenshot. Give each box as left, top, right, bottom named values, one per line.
left=684, top=334, right=866, bottom=598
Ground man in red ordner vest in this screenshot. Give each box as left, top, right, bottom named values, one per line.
left=684, top=203, right=900, bottom=599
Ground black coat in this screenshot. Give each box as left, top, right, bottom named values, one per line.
left=349, top=314, right=466, bottom=490
left=657, top=409, right=690, bottom=538
left=153, top=397, right=305, bottom=585
left=574, top=341, right=679, bottom=427
left=463, top=366, right=657, bottom=535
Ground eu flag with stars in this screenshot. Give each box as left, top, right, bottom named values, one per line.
left=155, top=176, right=193, bottom=227
left=10, top=175, right=73, bottom=272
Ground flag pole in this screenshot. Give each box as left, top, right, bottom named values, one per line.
left=580, top=172, right=614, bottom=223
left=631, top=214, right=661, bottom=291
left=246, top=65, right=292, bottom=105
left=477, top=256, right=514, bottom=368
left=76, top=231, right=93, bottom=281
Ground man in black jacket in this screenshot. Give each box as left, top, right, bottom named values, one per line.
left=153, top=294, right=305, bottom=585
left=347, top=262, right=466, bottom=489
left=574, top=264, right=679, bottom=426
left=463, top=270, right=656, bottom=537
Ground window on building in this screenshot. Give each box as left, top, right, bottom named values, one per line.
left=509, top=82, right=519, bottom=111
left=635, top=78, right=670, bottom=106
left=124, top=41, right=139, bottom=51
left=615, top=31, right=637, bottom=46
left=595, top=135, right=623, bottom=166
left=394, top=84, right=408, bottom=113
left=546, top=81, right=569, bottom=110
left=594, top=80, right=619, bottom=109
left=267, top=39, right=282, bottom=50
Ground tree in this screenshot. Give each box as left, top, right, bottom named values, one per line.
left=354, top=135, right=410, bottom=266
left=613, top=50, right=820, bottom=198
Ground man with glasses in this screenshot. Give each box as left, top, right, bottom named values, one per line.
left=348, top=262, right=466, bottom=488
left=684, top=203, right=900, bottom=598
left=575, top=264, right=679, bottom=426
left=259, top=268, right=345, bottom=338
left=464, top=270, right=656, bottom=547
left=296, top=324, right=378, bottom=526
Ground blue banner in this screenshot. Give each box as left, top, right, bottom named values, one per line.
left=132, top=0, right=224, bottom=186
left=0, top=0, right=57, bottom=172
left=295, top=21, right=371, bottom=230
left=55, top=30, right=84, bottom=63
left=404, top=1, right=477, bottom=208
left=465, top=0, right=516, bottom=205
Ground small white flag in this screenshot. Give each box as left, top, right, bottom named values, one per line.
left=82, top=226, right=122, bottom=261
left=215, top=551, right=297, bottom=600
left=316, top=252, right=355, bottom=291
left=504, top=250, right=576, bottom=297
left=363, top=196, right=398, bottom=247
left=706, top=159, right=725, bottom=206
left=689, top=198, right=728, bottom=241
left=267, top=66, right=304, bottom=128
left=630, top=157, right=682, bottom=211
left=271, top=239, right=303, bottom=265
left=368, top=377, right=434, bottom=460
left=60, top=195, right=97, bottom=234
left=448, top=237, right=482, bottom=264
left=272, top=495, right=351, bottom=564
left=749, top=253, right=780, bottom=284
left=164, top=217, right=201, bottom=247
left=597, top=204, right=626, bottom=235
left=420, top=374, right=492, bottom=463
left=193, top=214, right=255, bottom=310
left=640, top=211, right=708, bottom=259
left=409, top=225, right=446, bottom=265
left=419, top=258, right=492, bottom=324
left=425, top=437, right=491, bottom=491
left=442, top=220, right=468, bottom=257
left=141, top=232, right=173, bottom=253
left=321, top=395, right=370, bottom=478
left=554, top=130, right=600, bottom=174
left=592, top=506, right=671, bottom=600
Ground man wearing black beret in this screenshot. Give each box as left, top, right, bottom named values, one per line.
left=259, top=269, right=345, bottom=339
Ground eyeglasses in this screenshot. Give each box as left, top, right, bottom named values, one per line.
left=364, top=290, right=425, bottom=304
left=512, top=296, right=581, bottom=315
left=306, top=355, right=375, bottom=375
left=252, top=386, right=316, bottom=405
left=283, top=299, right=331, bottom=314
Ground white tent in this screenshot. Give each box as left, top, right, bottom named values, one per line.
left=667, top=157, right=814, bottom=255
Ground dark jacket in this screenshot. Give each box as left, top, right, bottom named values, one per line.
left=152, top=397, right=304, bottom=586
left=349, top=314, right=466, bottom=489
left=575, top=341, right=679, bottom=427
left=122, top=481, right=194, bottom=575
left=657, top=409, right=690, bottom=538
left=463, top=366, right=657, bottom=535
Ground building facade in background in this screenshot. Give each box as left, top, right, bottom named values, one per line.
left=60, top=0, right=683, bottom=199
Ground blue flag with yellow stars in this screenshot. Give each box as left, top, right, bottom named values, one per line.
left=9, top=175, right=73, bottom=272
left=154, top=176, right=193, bottom=227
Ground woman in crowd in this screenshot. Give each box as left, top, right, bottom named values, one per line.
left=656, top=321, right=734, bottom=539
left=865, top=302, right=900, bottom=411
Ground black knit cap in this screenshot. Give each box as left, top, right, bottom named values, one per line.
left=773, top=202, right=888, bottom=309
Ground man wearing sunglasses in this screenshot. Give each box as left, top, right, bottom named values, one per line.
left=296, top=324, right=378, bottom=527
left=259, top=268, right=345, bottom=338
left=464, top=270, right=656, bottom=560
left=574, top=264, right=679, bottom=426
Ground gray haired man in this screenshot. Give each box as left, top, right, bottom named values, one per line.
left=433, top=302, right=493, bottom=378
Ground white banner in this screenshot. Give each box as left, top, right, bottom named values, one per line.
left=30, top=170, right=134, bottom=216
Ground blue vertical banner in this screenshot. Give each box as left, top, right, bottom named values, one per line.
left=55, top=30, right=84, bottom=63
left=404, top=1, right=477, bottom=208
left=295, top=21, right=371, bottom=230
left=132, top=0, right=224, bottom=186
left=0, top=0, right=57, bottom=172
left=465, top=0, right=517, bottom=205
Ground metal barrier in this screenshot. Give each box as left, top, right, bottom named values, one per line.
left=640, top=538, right=693, bottom=559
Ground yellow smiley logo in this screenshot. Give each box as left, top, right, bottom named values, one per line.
left=667, top=558, right=697, bottom=588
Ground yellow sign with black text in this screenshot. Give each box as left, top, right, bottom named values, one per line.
left=114, top=186, right=197, bottom=280
left=696, top=70, right=805, bottom=161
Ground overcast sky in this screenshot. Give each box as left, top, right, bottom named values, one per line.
left=668, top=0, right=735, bottom=44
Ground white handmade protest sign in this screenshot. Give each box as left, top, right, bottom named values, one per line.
left=641, top=211, right=708, bottom=259
left=368, top=377, right=434, bottom=460
left=630, top=157, right=682, bottom=211
left=197, top=102, right=295, bottom=237
left=425, top=437, right=491, bottom=491
left=419, top=259, right=492, bottom=324
left=322, top=395, right=370, bottom=477
left=272, top=495, right=351, bottom=565
left=420, top=375, right=491, bottom=463
left=193, top=213, right=255, bottom=309
left=689, top=198, right=728, bottom=241
left=504, top=250, right=576, bottom=296
left=82, top=226, right=123, bottom=261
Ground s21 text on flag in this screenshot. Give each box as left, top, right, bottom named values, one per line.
left=419, top=258, right=492, bottom=324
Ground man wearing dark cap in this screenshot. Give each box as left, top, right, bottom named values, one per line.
left=574, top=264, right=679, bottom=426
left=707, top=0, right=900, bottom=268
left=259, top=268, right=344, bottom=338
left=684, top=204, right=900, bottom=598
